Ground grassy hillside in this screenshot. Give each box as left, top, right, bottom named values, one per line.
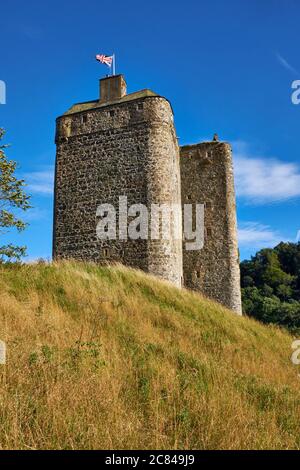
left=0, top=261, right=300, bottom=450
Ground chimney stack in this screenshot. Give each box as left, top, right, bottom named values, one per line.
left=99, top=74, right=127, bottom=103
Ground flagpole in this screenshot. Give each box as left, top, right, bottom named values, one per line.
left=113, top=53, right=116, bottom=76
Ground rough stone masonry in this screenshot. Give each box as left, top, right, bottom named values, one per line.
left=53, top=74, right=242, bottom=314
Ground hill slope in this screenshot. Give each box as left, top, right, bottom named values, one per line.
left=0, top=261, right=300, bottom=450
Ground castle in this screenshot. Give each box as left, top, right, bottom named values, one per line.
left=53, top=75, right=242, bottom=314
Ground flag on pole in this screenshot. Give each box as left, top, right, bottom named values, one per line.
left=95, top=54, right=113, bottom=67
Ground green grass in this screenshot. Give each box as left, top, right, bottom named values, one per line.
left=0, top=260, right=300, bottom=449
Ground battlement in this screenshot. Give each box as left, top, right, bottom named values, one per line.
left=55, top=95, right=175, bottom=146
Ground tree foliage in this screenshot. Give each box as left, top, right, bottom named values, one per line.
left=241, top=242, right=300, bottom=333
left=0, top=128, right=31, bottom=261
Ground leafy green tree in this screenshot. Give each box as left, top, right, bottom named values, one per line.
left=275, top=242, right=300, bottom=277
left=261, top=251, right=293, bottom=288
left=0, top=128, right=31, bottom=262
left=241, top=242, right=300, bottom=333
left=261, top=284, right=274, bottom=297
left=241, top=286, right=263, bottom=319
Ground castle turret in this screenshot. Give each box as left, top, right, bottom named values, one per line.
left=180, top=141, right=242, bottom=314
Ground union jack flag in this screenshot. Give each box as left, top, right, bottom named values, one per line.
left=95, top=54, right=113, bottom=67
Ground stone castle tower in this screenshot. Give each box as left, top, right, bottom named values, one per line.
left=53, top=75, right=242, bottom=314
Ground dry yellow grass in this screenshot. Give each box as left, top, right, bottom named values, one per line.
left=0, top=260, right=300, bottom=450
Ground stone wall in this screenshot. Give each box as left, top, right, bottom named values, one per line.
left=180, top=142, right=242, bottom=314
left=53, top=96, right=183, bottom=287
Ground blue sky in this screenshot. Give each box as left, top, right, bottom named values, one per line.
left=0, top=0, right=299, bottom=261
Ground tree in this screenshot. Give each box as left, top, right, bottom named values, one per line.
left=0, top=128, right=31, bottom=262
left=241, top=242, right=300, bottom=333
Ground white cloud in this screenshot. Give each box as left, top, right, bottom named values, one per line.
left=296, top=230, right=300, bottom=243
left=233, top=142, right=300, bottom=204
left=23, top=167, right=54, bottom=196
left=238, top=222, right=284, bottom=249
left=276, top=52, right=298, bottom=75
